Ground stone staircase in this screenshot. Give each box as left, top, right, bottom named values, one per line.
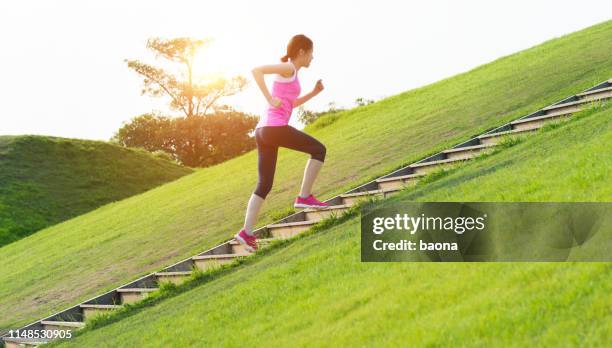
left=2, top=78, right=611, bottom=348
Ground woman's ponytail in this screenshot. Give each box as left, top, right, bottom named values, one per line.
left=280, top=54, right=289, bottom=62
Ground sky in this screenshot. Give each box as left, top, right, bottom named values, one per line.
left=0, top=0, right=610, bottom=141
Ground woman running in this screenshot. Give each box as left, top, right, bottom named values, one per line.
left=235, top=34, right=329, bottom=252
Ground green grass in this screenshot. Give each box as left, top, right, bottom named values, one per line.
left=1, top=20, right=611, bottom=333
left=0, top=135, right=192, bottom=247
left=48, top=100, right=612, bottom=347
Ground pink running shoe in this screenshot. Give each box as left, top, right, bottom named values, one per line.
left=294, top=194, right=330, bottom=209
left=234, top=229, right=258, bottom=252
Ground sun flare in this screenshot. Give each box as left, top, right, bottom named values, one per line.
left=192, top=38, right=240, bottom=83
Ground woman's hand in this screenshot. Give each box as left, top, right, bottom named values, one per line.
left=313, top=79, right=324, bottom=94
left=268, top=96, right=282, bottom=108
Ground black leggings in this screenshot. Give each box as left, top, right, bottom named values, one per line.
left=254, top=125, right=326, bottom=199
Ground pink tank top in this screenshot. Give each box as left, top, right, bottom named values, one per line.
left=256, top=61, right=301, bottom=128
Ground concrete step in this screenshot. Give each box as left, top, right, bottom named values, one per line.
left=477, top=127, right=536, bottom=145
left=340, top=188, right=400, bottom=205
left=229, top=237, right=275, bottom=254
left=442, top=143, right=498, bottom=160
left=3, top=337, right=48, bottom=348
left=116, top=288, right=159, bottom=304
left=40, top=320, right=85, bottom=331
left=303, top=204, right=351, bottom=221
left=376, top=173, right=427, bottom=191
left=510, top=109, right=575, bottom=131
left=542, top=92, right=609, bottom=114
left=510, top=88, right=612, bottom=131
left=576, top=85, right=612, bottom=98
left=267, top=219, right=318, bottom=239
left=79, top=304, right=122, bottom=320
left=408, top=157, right=470, bottom=175
left=375, top=143, right=496, bottom=190
left=192, top=253, right=250, bottom=270
left=509, top=88, right=611, bottom=131
left=154, top=271, right=192, bottom=285
left=266, top=204, right=352, bottom=239
left=542, top=101, right=585, bottom=118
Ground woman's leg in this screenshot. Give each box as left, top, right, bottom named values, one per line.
left=243, top=129, right=279, bottom=235
left=299, top=158, right=324, bottom=198
left=243, top=193, right=264, bottom=235
left=264, top=126, right=327, bottom=198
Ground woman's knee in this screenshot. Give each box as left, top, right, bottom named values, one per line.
left=254, top=182, right=271, bottom=199
left=311, top=143, right=326, bottom=162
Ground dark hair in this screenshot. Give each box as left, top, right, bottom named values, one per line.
left=281, top=34, right=313, bottom=62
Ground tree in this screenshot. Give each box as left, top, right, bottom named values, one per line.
left=124, top=37, right=247, bottom=117
left=355, top=97, right=375, bottom=106
left=115, top=36, right=258, bottom=167
left=296, top=106, right=321, bottom=126
left=111, top=109, right=258, bottom=167
left=297, top=101, right=346, bottom=126
left=111, top=112, right=173, bottom=152
left=170, top=110, right=257, bottom=167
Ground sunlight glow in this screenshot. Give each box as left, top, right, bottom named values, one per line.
left=192, top=36, right=244, bottom=83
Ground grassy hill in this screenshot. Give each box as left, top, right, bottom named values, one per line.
left=0, top=19, right=610, bottom=333
left=48, top=100, right=612, bottom=347
left=0, top=135, right=192, bottom=247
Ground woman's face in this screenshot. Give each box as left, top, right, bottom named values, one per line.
left=299, top=48, right=314, bottom=67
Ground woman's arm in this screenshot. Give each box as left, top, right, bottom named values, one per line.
left=251, top=63, right=294, bottom=107
left=293, top=91, right=317, bottom=108
left=294, top=79, right=324, bottom=108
